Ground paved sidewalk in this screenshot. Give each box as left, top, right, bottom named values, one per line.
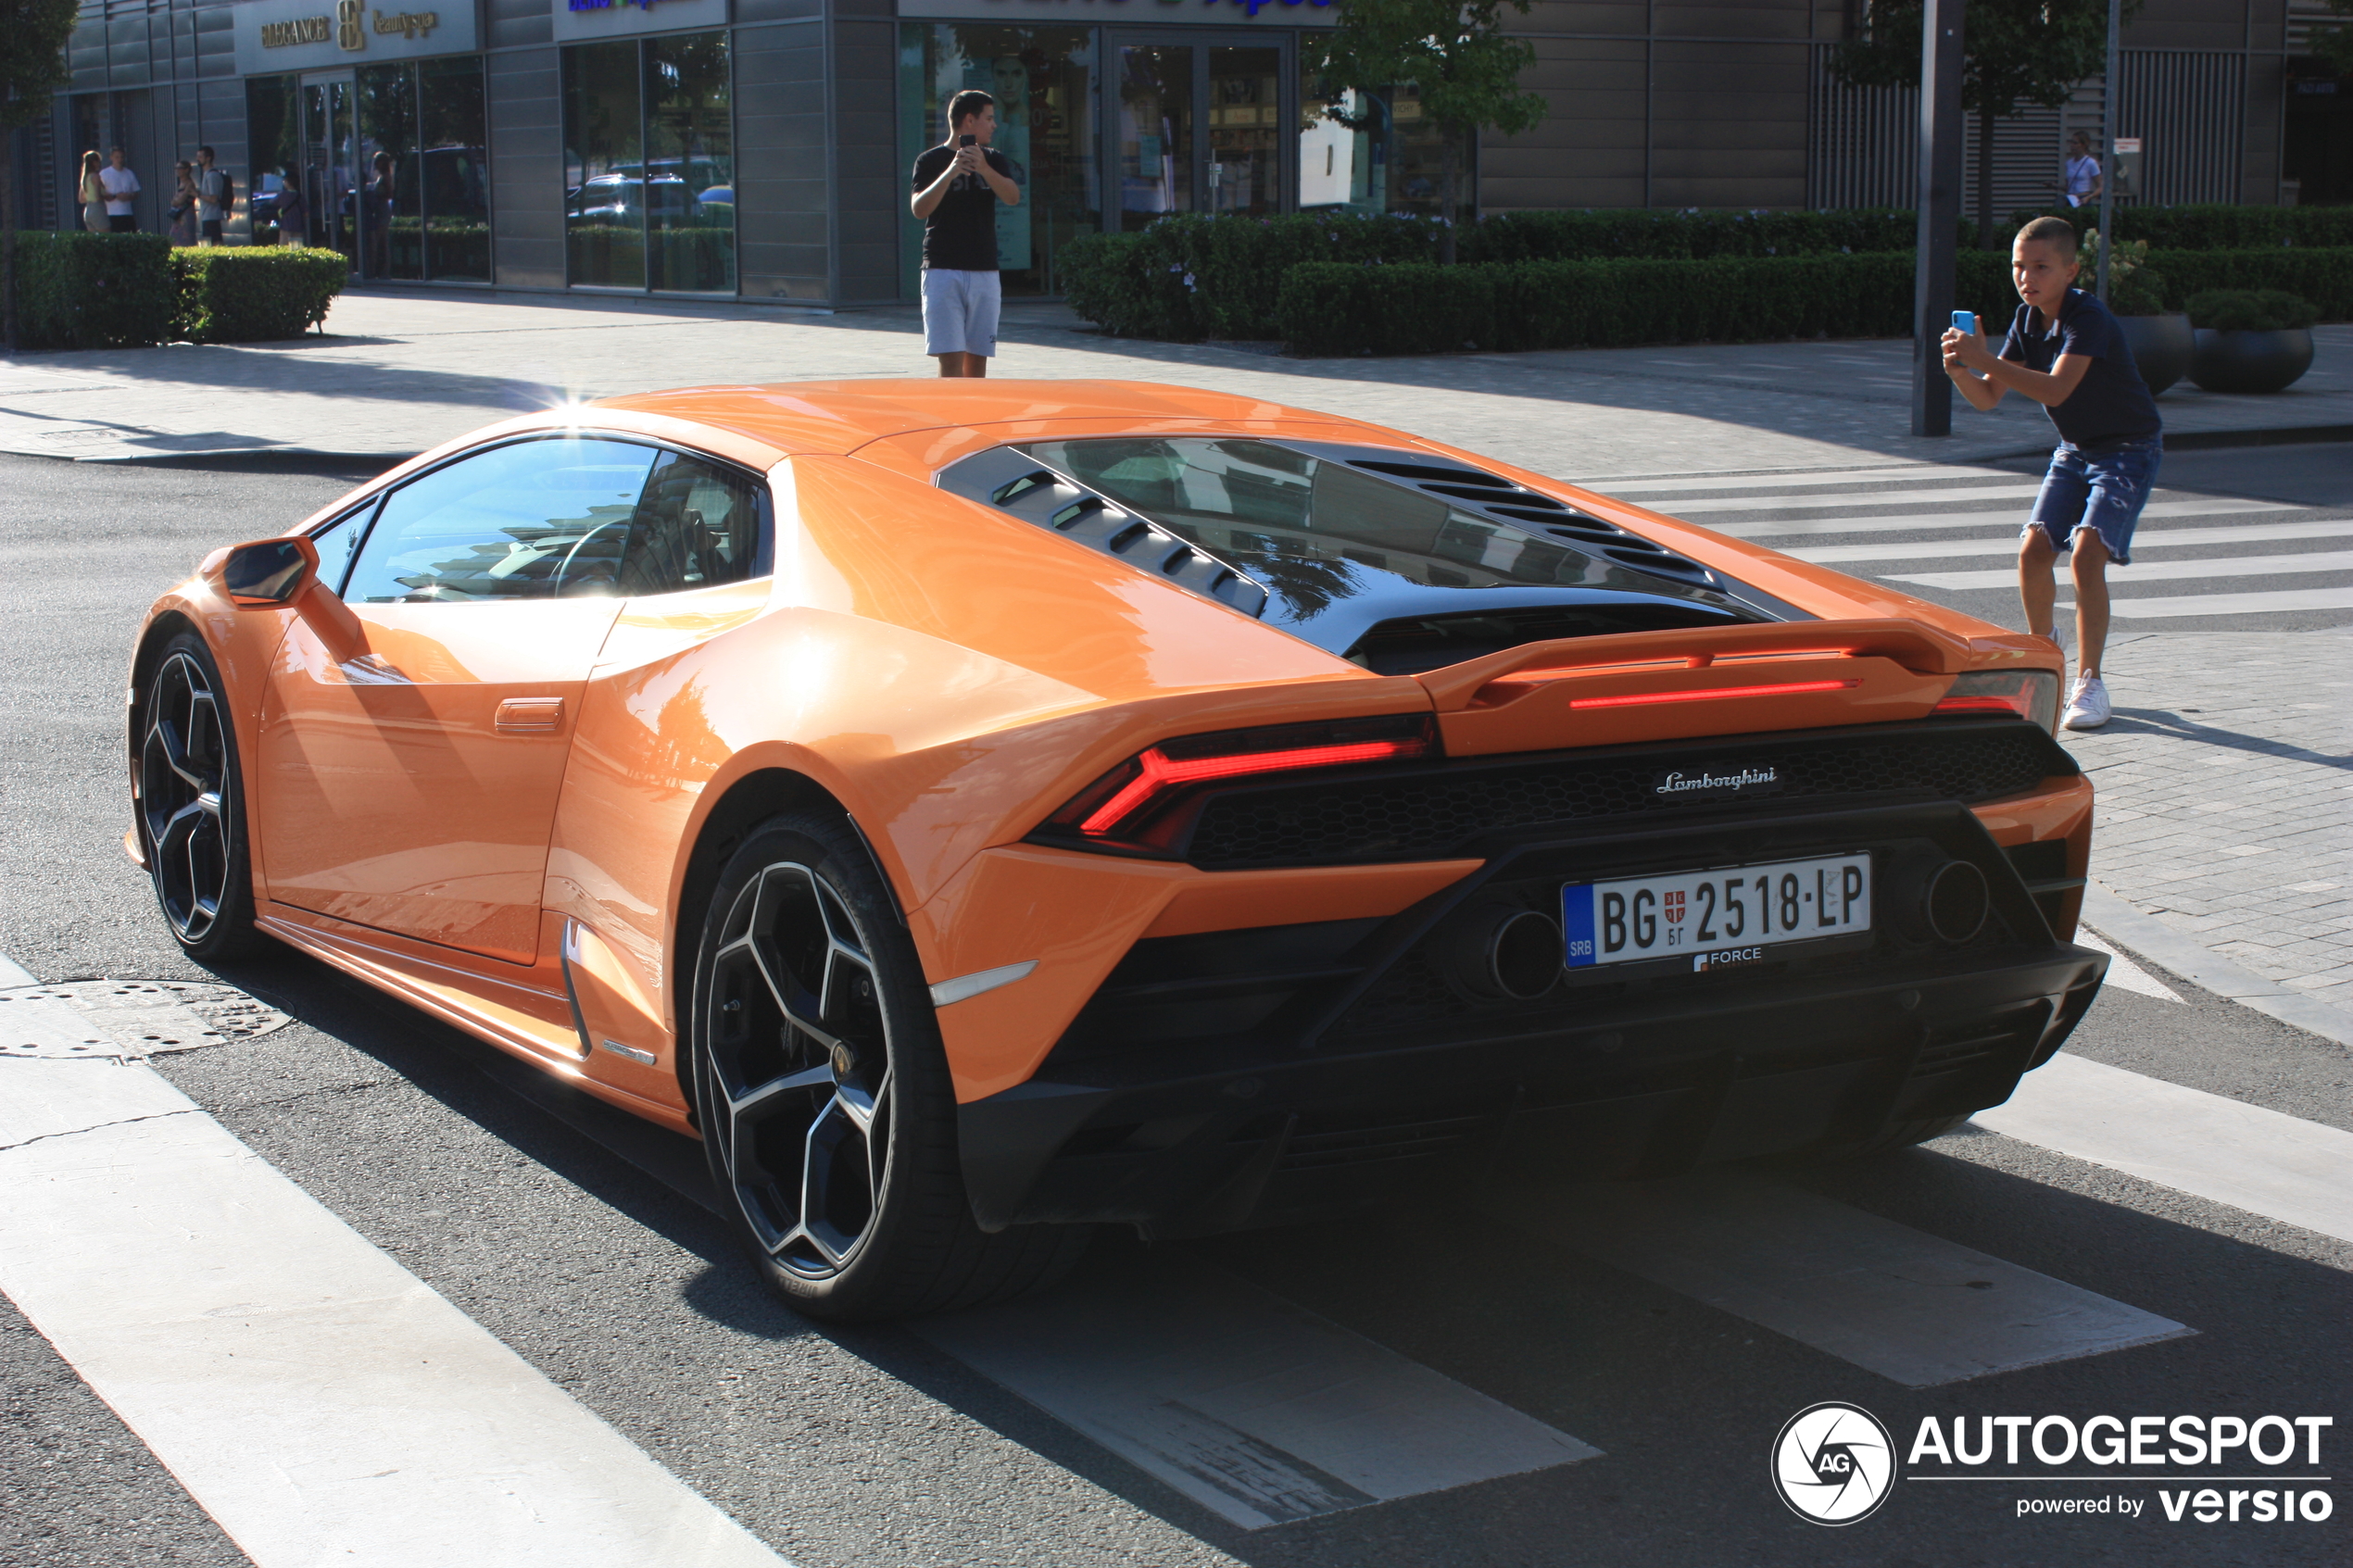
left=4, top=289, right=2346, bottom=1040
left=2070, top=629, right=2353, bottom=1032
left=0, top=290, right=2347, bottom=479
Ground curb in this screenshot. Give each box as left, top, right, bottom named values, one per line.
left=2081, top=884, right=2353, bottom=1049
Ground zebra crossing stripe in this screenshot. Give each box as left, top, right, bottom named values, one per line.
left=1792, top=519, right=2353, bottom=565
left=1892, top=549, right=2353, bottom=592
left=1640, top=483, right=2046, bottom=516
left=2056, top=586, right=2353, bottom=618
left=1592, top=465, right=2005, bottom=495
left=1713, top=498, right=2302, bottom=540
left=0, top=1056, right=792, bottom=1568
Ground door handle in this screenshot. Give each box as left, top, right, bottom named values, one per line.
left=495, top=696, right=564, bottom=734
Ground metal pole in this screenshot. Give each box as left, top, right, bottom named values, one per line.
left=1911, top=0, right=1967, bottom=438
left=2095, top=0, right=2120, bottom=300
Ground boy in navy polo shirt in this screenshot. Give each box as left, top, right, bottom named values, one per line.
left=1942, top=215, right=2162, bottom=730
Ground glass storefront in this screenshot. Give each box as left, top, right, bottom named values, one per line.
left=1299, top=82, right=1469, bottom=218
left=899, top=25, right=1101, bottom=297
left=563, top=31, right=736, bottom=294
left=246, top=60, right=486, bottom=281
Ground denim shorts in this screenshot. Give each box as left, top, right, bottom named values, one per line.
left=921, top=268, right=1000, bottom=358
left=2024, top=436, right=2161, bottom=567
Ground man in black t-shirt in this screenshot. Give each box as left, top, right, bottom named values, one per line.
left=910, top=89, right=1021, bottom=378
left=1943, top=216, right=2163, bottom=731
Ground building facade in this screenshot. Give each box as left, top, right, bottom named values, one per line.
left=5, top=0, right=2324, bottom=309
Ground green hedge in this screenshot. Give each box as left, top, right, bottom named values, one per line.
left=1273, top=245, right=2351, bottom=357
left=1060, top=211, right=1443, bottom=341
left=2004, top=203, right=2353, bottom=252
left=174, top=247, right=347, bottom=343
left=13, top=232, right=178, bottom=350
left=10, top=233, right=347, bottom=348
left=1457, top=207, right=1981, bottom=264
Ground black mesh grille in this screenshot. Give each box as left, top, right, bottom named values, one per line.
left=1184, top=726, right=2057, bottom=868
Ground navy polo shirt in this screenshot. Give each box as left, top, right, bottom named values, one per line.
left=1999, top=288, right=2162, bottom=452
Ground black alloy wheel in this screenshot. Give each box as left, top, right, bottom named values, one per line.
left=690, top=812, right=1088, bottom=1321
left=134, top=635, right=259, bottom=960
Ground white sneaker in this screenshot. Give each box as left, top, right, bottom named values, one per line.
left=2062, top=674, right=2110, bottom=730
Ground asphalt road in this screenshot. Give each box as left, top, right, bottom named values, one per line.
left=1, top=449, right=2347, bottom=1568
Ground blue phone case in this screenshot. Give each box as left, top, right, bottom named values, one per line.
left=1951, top=309, right=1976, bottom=333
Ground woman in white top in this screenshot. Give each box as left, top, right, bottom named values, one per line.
left=2063, top=131, right=2102, bottom=208
left=76, top=151, right=107, bottom=232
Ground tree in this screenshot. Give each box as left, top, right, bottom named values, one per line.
left=1831, top=0, right=2139, bottom=246
left=2313, top=0, right=2353, bottom=77
left=1305, top=0, right=1546, bottom=264
left=2, top=0, right=82, bottom=351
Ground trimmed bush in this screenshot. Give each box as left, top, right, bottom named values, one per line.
left=1278, top=251, right=2017, bottom=357
left=2003, top=203, right=2353, bottom=253
left=1060, top=211, right=1443, bottom=341
left=2145, top=248, right=2353, bottom=320
left=173, top=247, right=347, bottom=343
left=13, top=232, right=177, bottom=350
left=2184, top=289, right=2321, bottom=332
left=1458, top=207, right=1979, bottom=264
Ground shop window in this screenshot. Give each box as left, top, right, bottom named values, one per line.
left=899, top=24, right=1101, bottom=299
left=1297, top=82, right=1472, bottom=219
left=564, top=32, right=736, bottom=295
left=423, top=58, right=492, bottom=282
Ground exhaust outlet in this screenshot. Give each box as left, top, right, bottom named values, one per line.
left=1922, top=859, right=1990, bottom=944
left=1450, top=907, right=1565, bottom=1000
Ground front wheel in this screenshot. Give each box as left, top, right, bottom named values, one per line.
left=133, top=633, right=260, bottom=961
left=689, top=811, right=1087, bottom=1321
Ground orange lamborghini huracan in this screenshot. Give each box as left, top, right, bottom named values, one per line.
left=130, top=381, right=2105, bottom=1320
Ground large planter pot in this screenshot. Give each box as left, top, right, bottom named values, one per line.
left=2191, top=328, right=2316, bottom=395
left=2117, top=312, right=2194, bottom=395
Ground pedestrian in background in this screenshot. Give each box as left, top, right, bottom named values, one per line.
left=75, top=152, right=106, bottom=232
left=99, top=147, right=141, bottom=232
left=1942, top=215, right=2162, bottom=732
left=168, top=161, right=198, bottom=247
left=363, top=151, right=394, bottom=276
left=195, top=146, right=234, bottom=246
left=909, top=88, right=1020, bottom=378
left=2063, top=132, right=2102, bottom=209
left=273, top=170, right=308, bottom=246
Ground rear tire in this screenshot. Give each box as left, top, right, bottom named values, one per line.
left=132, top=633, right=262, bottom=962
left=687, top=810, right=1088, bottom=1322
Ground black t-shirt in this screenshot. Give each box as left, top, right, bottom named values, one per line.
left=912, top=144, right=1011, bottom=272
left=1999, top=288, right=2163, bottom=451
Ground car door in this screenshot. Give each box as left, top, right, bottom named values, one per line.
left=257, top=435, right=662, bottom=964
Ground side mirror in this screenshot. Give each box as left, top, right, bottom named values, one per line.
left=215, top=535, right=319, bottom=608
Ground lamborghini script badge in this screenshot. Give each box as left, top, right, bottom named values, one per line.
left=1653, top=765, right=1781, bottom=800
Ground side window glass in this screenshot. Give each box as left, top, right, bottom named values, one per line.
left=342, top=437, right=661, bottom=605
left=613, top=452, right=771, bottom=597
left=308, top=498, right=380, bottom=596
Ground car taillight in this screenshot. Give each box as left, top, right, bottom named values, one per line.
left=1932, top=671, right=2058, bottom=733
left=1046, top=712, right=1438, bottom=849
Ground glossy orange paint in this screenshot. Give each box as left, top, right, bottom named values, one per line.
left=128, top=379, right=2090, bottom=1128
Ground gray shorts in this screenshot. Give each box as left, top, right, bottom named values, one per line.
left=922, top=268, right=1000, bottom=357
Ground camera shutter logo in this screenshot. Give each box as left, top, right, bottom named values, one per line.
left=1771, top=1402, right=1895, bottom=1524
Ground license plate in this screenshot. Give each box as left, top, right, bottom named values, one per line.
left=1563, top=853, right=1872, bottom=970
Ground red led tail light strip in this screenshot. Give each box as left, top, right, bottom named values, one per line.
left=1561, top=678, right=1861, bottom=711
left=1081, top=737, right=1428, bottom=835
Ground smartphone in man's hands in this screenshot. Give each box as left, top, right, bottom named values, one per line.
left=1951, top=309, right=1977, bottom=335
left=958, top=134, right=976, bottom=148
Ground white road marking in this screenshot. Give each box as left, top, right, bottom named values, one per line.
left=2073, top=929, right=2184, bottom=1003
left=1595, top=466, right=2007, bottom=495
left=1892, top=550, right=2353, bottom=592
left=914, top=1255, right=1599, bottom=1530
left=1786, top=518, right=2353, bottom=564
left=1974, top=1053, right=2353, bottom=1245
left=1710, top=497, right=2302, bottom=540
left=1638, top=483, right=2047, bottom=515
left=0, top=1056, right=791, bottom=1568
left=2052, top=586, right=2353, bottom=618
left=1494, top=1176, right=2190, bottom=1387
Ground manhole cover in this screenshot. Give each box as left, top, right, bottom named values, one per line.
left=0, top=980, right=294, bottom=1060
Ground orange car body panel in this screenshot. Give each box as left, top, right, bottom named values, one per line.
left=129, top=380, right=2088, bottom=1125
